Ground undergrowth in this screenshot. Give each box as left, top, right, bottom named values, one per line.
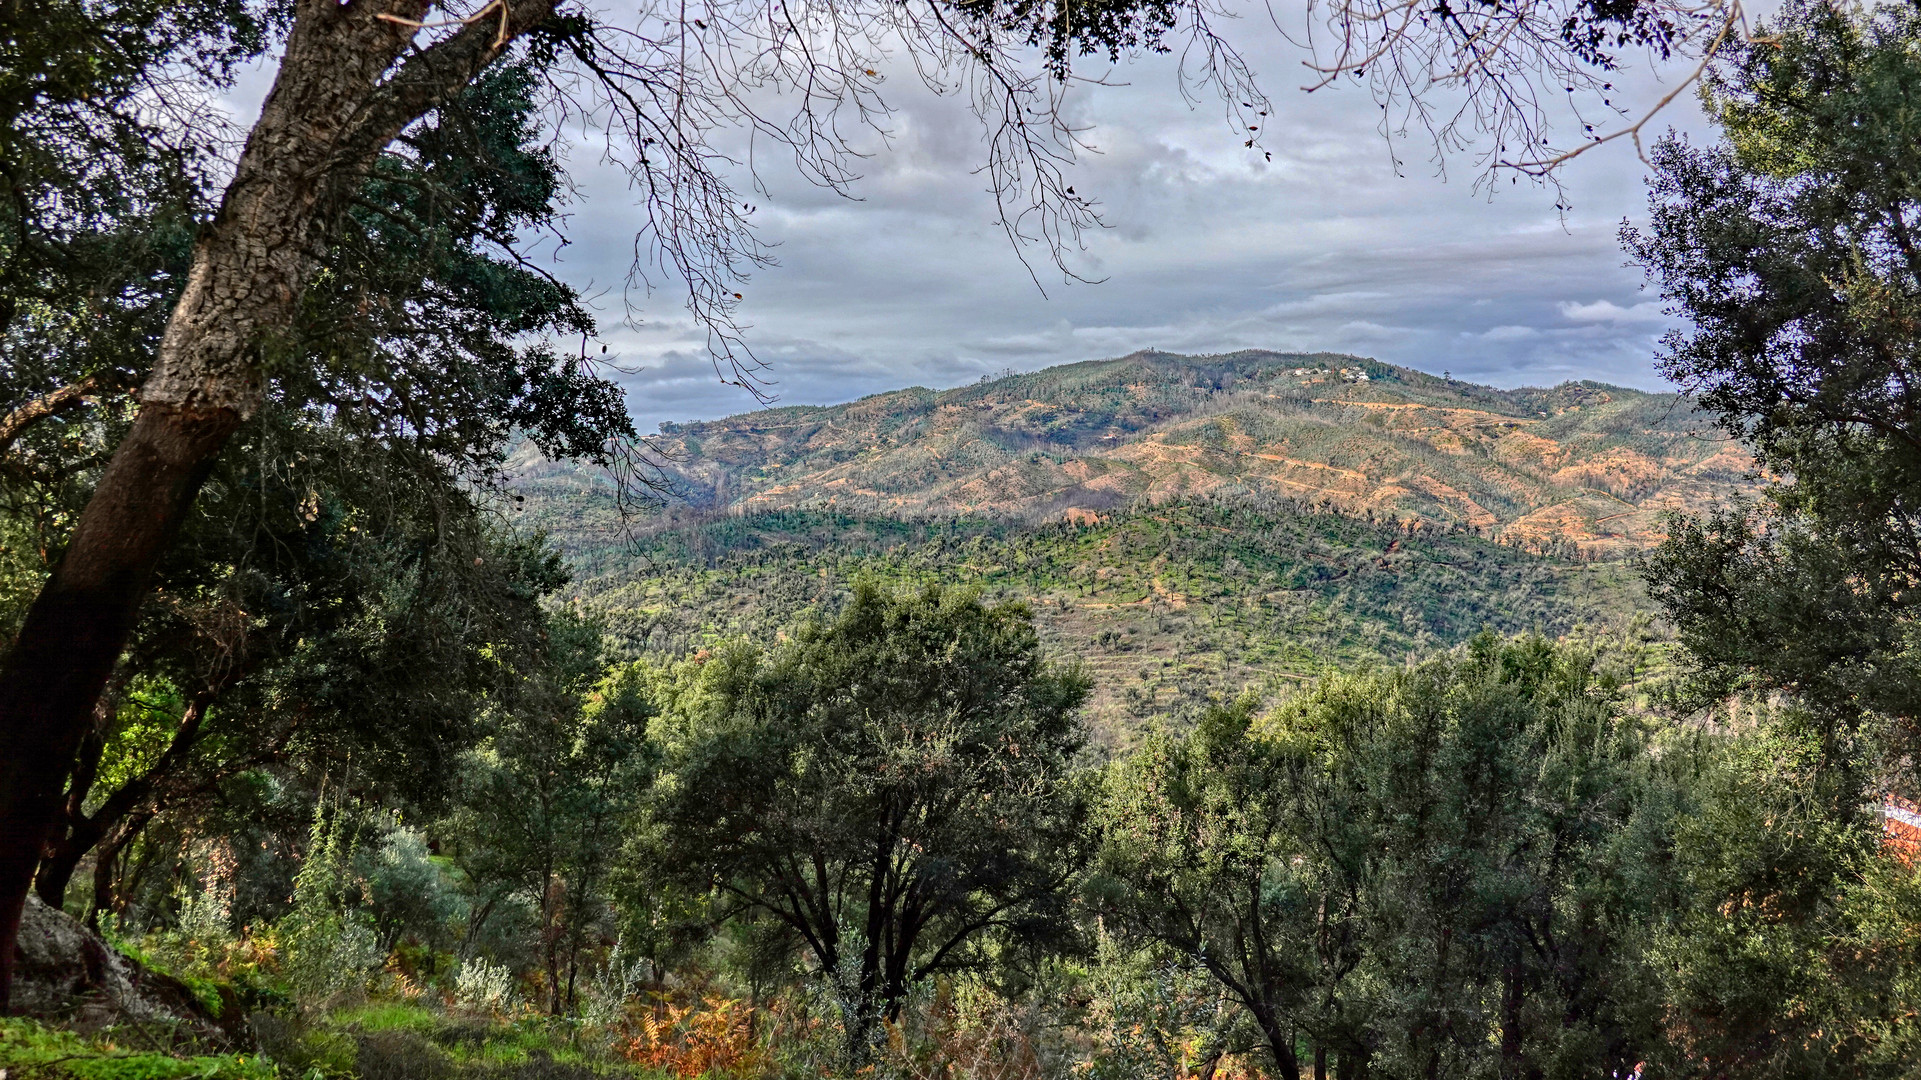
left=0, top=1018, right=274, bottom=1080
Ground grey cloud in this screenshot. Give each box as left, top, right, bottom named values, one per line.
left=510, top=14, right=1725, bottom=428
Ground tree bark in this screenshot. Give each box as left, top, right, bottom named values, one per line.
left=31, top=668, right=129, bottom=911
left=33, top=834, right=95, bottom=914
left=87, top=833, right=121, bottom=930
left=0, top=0, right=553, bottom=1012
left=0, top=401, right=239, bottom=1010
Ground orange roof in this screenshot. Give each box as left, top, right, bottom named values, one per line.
left=1880, top=798, right=1921, bottom=864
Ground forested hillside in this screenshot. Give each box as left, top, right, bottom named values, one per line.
left=550, top=500, right=1655, bottom=739
left=508, top=356, right=1699, bottom=738
left=512, top=350, right=1752, bottom=556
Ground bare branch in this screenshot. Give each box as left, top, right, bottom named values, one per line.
left=0, top=374, right=117, bottom=453
left=1293, top=0, right=1751, bottom=195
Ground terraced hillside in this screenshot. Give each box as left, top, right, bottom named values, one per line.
left=551, top=500, right=1661, bottom=743
left=536, top=349, right=1747, bottom=556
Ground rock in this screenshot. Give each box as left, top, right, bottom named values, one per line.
left=10, top=893, right=232, bottom=1043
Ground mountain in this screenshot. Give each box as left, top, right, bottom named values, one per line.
left=521, top=349, right=1748, bottom=557
left=504, top=350, right=1734, bottom=739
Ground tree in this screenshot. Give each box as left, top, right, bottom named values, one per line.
left=647, top=583, right=1091, bottom=1063
left=1087, top=694, right=1341, bottom=1079
left=31, top=422, right=571, bottom=920
left=4, top=56, right=622, bottom=918
left=1630, top=0, right=1921, bottom=749
left=1090, top=635, right=1665, bottom=1079
left=1345, top=637, right=1662, bottom=1080
left=1625, top=3, right=1921, bottom=1070
left=1641, top=709, right=1915, bottom=1078
left=446, top=634, right=658, bottom=1016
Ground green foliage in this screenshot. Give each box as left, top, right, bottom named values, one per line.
left=1624, top=10, right=1921, bottom=1068
left=446, top=613, right=658, bottom=1016
left=647, top=582, right=1091, bottom=1063
left=6, top=24, right=638, bottom=925
left=247, top=1004, right=632, bottom=1080
left=11, top=1, right=1848, bottom=1074
left=0, top=1018, right=275, bottom=1080
left=1630, top=0, right=1921, bottom=747
left=562, top=500, right=1659, bottom=740
left=1642, top=711, right=1921, bottom=1077
left=0, top=0, right=270, bottom=426
left=277, top=796, right=384, bottom=1008
left=1077, top=934, right=1248, bottom=1080
left=357, top=821, right=462, bottom=955
left=1090, top=635, right=1669, bottom=1078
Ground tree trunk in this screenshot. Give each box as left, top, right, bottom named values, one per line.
left=1500, top=960, right=1525, bottom=1079
left=33, top=670, right=127, bottom=911
left=1253, top=1009, right=1301, bottom=1080
left=0, top=402, right=239, bottom=1011
left=87, top=841, right=119, bottom=930
left=0, top=0, right=549, bottom=1013
left=1490, top=953, right=1536, bottom=1076
left=85, top=814, right=152, bottom=931
left=33, top=839, right=93, bottom=914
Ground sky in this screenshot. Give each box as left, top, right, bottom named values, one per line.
left=552, top=14, right=1720, bottom=432
left=229, top=6, right=1727, bottom=432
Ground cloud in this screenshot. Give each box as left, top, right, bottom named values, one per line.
left=214, top=11, right=1718, bottom=432
left=1475, top=325, right=1540, bottom=341
left=1559, top=299, right=1670, bottom=323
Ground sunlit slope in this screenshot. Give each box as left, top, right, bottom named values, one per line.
left=630, top=350, right=1745, bottom=555
left=555, top=502, right=1657, bottom=743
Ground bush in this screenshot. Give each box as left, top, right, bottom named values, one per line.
left=455, top=957, right=519, bottom=1015
left=278, top=797, right=383, bottom=1007
left=358, top=820, right=460, bottom=953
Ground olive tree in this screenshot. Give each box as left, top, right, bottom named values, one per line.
left=647, top=583, right=1091, bottom=1062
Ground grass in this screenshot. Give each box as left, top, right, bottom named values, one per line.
left=318, top=1002, right=633, bottom=1075
left=0, top=1002, right=655, bottom=1080
left=0, top=1018, right=275, bottom=1080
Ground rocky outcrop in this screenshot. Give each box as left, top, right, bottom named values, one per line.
left=10, top=893, right=231, bottom=1041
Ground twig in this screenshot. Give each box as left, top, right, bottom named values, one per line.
left=376, top=0, right=511, bottom=48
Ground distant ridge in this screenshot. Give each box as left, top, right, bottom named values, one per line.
left=512, top=349, right=1750, bottom=555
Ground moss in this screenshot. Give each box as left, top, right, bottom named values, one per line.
left=176, top=973, right=225, bottom=1018
left=0, top=1018, right=275, bottom=1080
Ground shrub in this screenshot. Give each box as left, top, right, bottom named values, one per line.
left=278, top=797, right=383, bottom=1007
left=454, top=957, right=519, bottom=1015
left=622, top=995, right=766, bottom=1078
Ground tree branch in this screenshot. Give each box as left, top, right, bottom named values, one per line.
left=0, top=375, right=116, bottom=452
